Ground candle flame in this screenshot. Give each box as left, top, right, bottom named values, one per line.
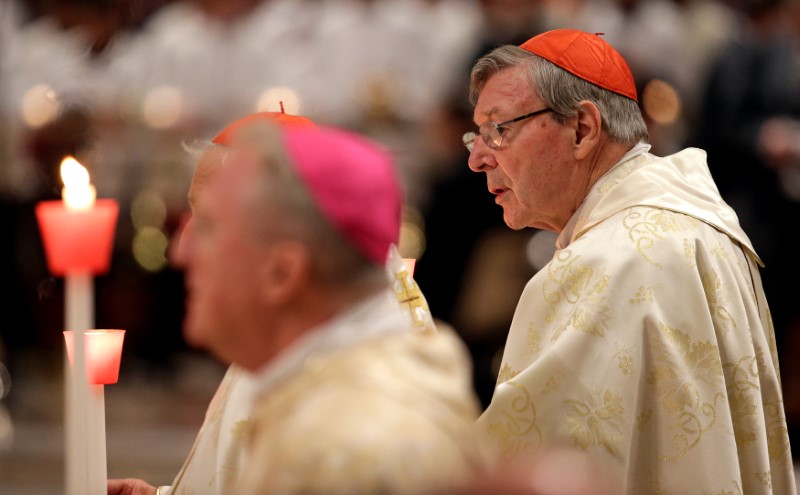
left=60, top=156, right=96, bottom=210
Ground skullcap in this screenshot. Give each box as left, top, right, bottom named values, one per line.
left=520, top=29, right=637, bottom=101
left=281, top=126, right=402, bottom=265
left=212, top=111, right=315, bottom=145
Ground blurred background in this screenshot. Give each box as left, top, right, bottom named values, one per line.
left=1, top=0, right=799, bottom=492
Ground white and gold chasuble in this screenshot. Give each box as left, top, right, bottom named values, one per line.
left=165, top=365, right=255, bottom=495
left=236, top=291, right=484, bottom=495
left=478, top=147, right=797, bottom=494
left=162, top=251, right=438, bottom=495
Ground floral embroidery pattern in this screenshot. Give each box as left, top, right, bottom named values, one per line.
left=486, top=381, right=541, bottom=459
left=541, top=368, right=566, bottom=396
left=756, top=471, right=772, bottom=489
left=629, top=285, right=657, bottom=304
left=623, top=208, right=698, bottom=267
left=527, top=323, right=542, bottom=357
left=701, top=269, right=736, bottom=335
left=614, top=343, right=634, bottom=375
left=564, top=387, right=625, bottom=458
left=714, top=481, right=743, bottom=495
left=497, top=362, right=520, bottom=385
left=647, top=321, right=725, bottom=461
left=683, top=238, right=697, bottom=268
left=764, top=401, right=791, bottom=461
left=543, top=250, right=612, bottom=341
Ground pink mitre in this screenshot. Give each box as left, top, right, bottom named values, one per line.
left=282, top=126, right=402, bottom=266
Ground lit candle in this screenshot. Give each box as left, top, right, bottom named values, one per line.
left=61, top=156, right=97, bottom=210
left=35, top=156, right=120, bottom=495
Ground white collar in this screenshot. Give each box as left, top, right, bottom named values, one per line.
left=248, top=289, right=408, bottom=400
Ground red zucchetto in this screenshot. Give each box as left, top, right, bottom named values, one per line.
left=520, top=29, right=638, bottom=102
left=212, top=111, right=315, bottom=145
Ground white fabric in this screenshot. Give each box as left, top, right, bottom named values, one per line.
left=166, top=365, right=255, bottom=495
left=478, top=147, right=797, bottom=494
left=249, top=289, right=410, bottom=400
left=236, top=296, right=483, bottom=495
left=163, top=256, right=432, bottom=494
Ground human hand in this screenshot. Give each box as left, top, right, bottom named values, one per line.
left=107, top=478, right=158, bottom=495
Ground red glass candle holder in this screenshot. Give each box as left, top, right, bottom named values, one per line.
left=63, top=330, right=125, bottom=385
left=35, top=199, right=119, bottom=276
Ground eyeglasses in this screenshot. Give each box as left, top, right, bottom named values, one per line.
left=462, top=108, right=554, bottom=152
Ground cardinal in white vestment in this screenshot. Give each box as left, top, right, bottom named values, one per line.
left=465, top=28, right=797, bottom=494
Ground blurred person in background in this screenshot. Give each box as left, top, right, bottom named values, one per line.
left=107, top=111, right=314, bottom=495
left=697, top=0, right=800, bottom=456
left=110, top=116, right=485, bottom=494
left=538, top=0, right=741, bottom=155
left=465, top=28, right=796, bottom=493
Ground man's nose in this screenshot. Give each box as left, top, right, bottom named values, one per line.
left=467, top=137, right=498, bottom=172
left=168, top=212, right=193, bottom=269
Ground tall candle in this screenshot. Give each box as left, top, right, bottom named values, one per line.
left=35, top=156, right=119, bottom=495
left=63, top=156, right=97, bottom=495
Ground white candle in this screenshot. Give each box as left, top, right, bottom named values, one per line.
left=61, top=156, right=106, bottom=495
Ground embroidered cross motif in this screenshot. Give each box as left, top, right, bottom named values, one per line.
left=394, top=269, right=429, bottom=330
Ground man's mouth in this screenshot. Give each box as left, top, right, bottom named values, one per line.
left=490, top=185, right=508, bottom=202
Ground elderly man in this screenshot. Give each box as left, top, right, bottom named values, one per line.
left=465, top=29, right=796, bottom=494
left=109, top=112, right=477, bottom=495
left=178, top=120, right=483, bottom=494
left=107, top=112, right=312, bottom=495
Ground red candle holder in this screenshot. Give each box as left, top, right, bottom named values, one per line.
left=35, top=199, right=119, bottom=276
left=63, top=330, right=125, bottom=385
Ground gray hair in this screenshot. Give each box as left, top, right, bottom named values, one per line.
left=235, top=124, right=382, bottom=286
left=469, top=45, right=649, bottom=145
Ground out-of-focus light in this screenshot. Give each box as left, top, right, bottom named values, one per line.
left=642, top=79, right=681, bottom=125
left=399, top=222, right=425, bottom=261
left=399, top=207, right=426, bottom=260
left=142, top=86, right=182, bottom=129
left=526, top=230, right=558, bottom=271
left=130, top=189, right=167, bottom=230
left=257, top=87, right=300, bottom=114
left=21, top=84, right=61, bottom=128
left=132, top=226, right=169, bottom=272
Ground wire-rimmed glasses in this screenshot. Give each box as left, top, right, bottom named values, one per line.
left=463, top=108, right=554, bottom=152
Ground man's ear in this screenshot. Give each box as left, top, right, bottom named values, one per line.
left=573, top=101, right=602, bottom=160
left=258, top=241, right=311, bottom=305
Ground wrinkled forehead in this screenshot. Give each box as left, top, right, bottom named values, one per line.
left=188, top=145, right=231, bottom=207
left=474, top=66, right=539, bottom=119
left=198, top=146, right=260, bottom=207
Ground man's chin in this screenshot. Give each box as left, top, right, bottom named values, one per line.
left=502, top=213, right=526, bottom=231
left=182, top=316, right=207, bottom=350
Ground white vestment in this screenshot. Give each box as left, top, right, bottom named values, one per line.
left=478, top=147, right=797, bottom=494
left=236, top=290, right=485, bottom=495
left=162, top=249, right=437, bottom=494
left=164, top=365, right=255, bottom=495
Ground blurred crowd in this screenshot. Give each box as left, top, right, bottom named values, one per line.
left=1, top=0, right=799, bottom=454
